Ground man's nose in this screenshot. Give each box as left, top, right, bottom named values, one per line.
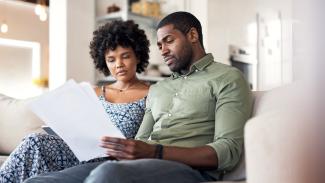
left=161, top=44, right=169, bottom=56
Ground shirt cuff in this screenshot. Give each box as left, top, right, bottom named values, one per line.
left=207, top=141, right=239, bottom=171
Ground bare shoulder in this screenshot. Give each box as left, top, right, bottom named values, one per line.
left=93, top=86, right=102, bottom=96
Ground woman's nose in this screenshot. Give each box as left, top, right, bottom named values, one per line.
left=115, top=59, right=124, bottom=68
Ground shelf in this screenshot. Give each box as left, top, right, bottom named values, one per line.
left=97, top=75, right=166, bottom=85
left=96, top=11, right=159, bottom=28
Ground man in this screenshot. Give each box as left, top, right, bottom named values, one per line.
left=25, top=11, right=252, bottom=183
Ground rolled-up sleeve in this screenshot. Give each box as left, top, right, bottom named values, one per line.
left=207, top=70, right=253, bottom=171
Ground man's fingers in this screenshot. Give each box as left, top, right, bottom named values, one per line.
left=100, top=142, right=125, bottom=151
left=101, top=136, right=121, bottom=142
left=101, top=136, right=130, bottom=145
left=106, top=150, right=135, bottom=160
left=101, top=142, right=137, bottom=156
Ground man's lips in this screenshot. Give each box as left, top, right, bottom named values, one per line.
left=164, top=57, right=175, bottom=66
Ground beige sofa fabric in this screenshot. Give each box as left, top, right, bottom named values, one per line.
left=0, top=94, right=44, bottom=155
left=0, top=155, right=7, bottom=166
left=245, top=84, right=325, bottom=183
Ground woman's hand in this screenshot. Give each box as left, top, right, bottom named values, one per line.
left=100, top=136, right=156, bottom=160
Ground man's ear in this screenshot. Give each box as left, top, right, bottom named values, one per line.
left=187, top=27, right=199, bottom=43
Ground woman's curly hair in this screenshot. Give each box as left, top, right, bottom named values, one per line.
left=90, top=20, right=150, bottom=76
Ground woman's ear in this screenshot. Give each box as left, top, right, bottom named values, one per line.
left=187, top=27, right=199, bottom=43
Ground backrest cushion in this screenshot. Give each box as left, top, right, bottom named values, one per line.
left=0, top=94, right=44, bottom=154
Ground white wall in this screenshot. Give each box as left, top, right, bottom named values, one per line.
left=0, top=0, right=49, bottom=78
left=207, top=0, right=258, bottom=65
left=207, top=0, right=292, bottom=65
left=49, top=0, right=95, bottom=89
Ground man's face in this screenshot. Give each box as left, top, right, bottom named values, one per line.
left=157, top=24, right=193, bottom=73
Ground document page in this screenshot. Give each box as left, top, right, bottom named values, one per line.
left=29, top=80, right=125, bottom=161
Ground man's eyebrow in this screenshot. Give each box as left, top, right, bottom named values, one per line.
left=157, top=35, right=171, bottom=45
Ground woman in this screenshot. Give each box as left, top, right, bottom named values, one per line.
left=0, top=20, right=150, bottom=183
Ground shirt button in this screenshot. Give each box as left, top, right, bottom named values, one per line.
left=175, top=93, right=178, bottom=96
left=161, top=123, right=167, bottom=128
left=168, top=113, right=172, bottom=117
left=184, top=76, right=187, bottom=79
left=195, top=69, right=199, bottom=72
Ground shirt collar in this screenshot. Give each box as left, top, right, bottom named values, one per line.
left=170, top=53, right=214, bottom=79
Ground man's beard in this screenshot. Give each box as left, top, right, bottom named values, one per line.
left=171, top=46, right=193, bottom=74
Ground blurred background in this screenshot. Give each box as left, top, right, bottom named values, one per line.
left=0, top=0, right=321, bottom=99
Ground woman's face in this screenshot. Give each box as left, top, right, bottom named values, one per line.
left=105, top=46, right=139, bottom=82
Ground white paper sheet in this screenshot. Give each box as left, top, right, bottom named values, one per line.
left=29, top=80, right=125, bottom=161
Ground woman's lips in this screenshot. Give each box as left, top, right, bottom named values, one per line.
left=116, top=70, right=127, bottom=76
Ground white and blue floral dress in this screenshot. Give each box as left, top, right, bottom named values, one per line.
left=0, top=93, right=146, bottom=183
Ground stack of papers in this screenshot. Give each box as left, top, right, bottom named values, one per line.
left=29, top=80, right=125, bottom=161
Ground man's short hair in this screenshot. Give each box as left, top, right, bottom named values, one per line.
left=157, top=11, right=204, bottom=49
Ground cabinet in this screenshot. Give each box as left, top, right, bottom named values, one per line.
left=96, top=11, right=158, bottom=28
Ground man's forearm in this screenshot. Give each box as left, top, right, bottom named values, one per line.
left=162, top=145, right=218, bottom=169
left=101, top=136, right=218, bottom=169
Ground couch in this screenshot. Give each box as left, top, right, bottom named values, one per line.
left=0, top=94, right=45, bottom=166
left=1, top=84, right=317, bottom=183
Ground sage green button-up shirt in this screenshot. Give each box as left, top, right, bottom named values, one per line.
left=135, top=53, right=253, bottom=177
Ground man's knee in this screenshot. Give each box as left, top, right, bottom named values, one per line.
left=24, top=175, right=56, bottom=183
left=93, top=162, right=127, bottom=176
left=86, top=162, right=130, bottom=183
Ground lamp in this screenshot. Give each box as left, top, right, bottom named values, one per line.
left=0, top=0, right=9, bottom=33
left=1, top=22, right=8, bottom=33
left=34, top=0, right=47, bottom=22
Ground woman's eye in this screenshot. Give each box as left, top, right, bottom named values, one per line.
left=106, top=59, right=114, bottom=63
left=122, top=54, right=130, bottom=59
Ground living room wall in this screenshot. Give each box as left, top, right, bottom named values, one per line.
left=0, top=0, right=49, bottom=79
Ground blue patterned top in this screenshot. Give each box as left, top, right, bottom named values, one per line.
left=98, top=95, right=146, bottom=139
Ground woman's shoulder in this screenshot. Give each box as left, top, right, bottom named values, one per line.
left=93, top=85, right=105, bottom=96
left=139, top=81, right=150, bottom=91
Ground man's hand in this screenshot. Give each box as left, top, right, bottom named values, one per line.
left=100, top=137, right=218, bottom=168
left=100, top=136, right=156, bottom=160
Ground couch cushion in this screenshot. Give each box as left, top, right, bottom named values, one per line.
left=0, top=94, right=44, bottom=154
left=252, top=83, right=303, bottom=116
left=244, top=83, right=324, bottom=183
left=0, top=155, right=7, bottom=167
left=220, top=91, right=262, bottom=182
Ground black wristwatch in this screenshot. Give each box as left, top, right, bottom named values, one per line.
left=154, top=144, right=164, bottom=159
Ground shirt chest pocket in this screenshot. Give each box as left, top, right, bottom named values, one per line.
left=172, top=87, right=215, bottom=118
